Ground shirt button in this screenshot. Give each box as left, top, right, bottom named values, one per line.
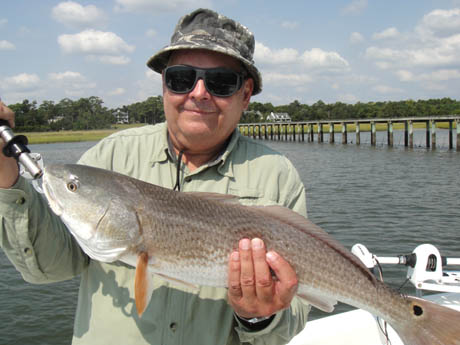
left=24, top=247, right=32, bottom=256
left=184, top=177, right=191, bottom=183
left=169, top=322, right=177, bottom=332
left=16, top=197, right=25, bottom=205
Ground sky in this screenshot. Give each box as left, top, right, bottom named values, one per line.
left=2, top=0, right=460, bottom=109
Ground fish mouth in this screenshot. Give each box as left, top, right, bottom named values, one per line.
left=42, top=170, right=63, bottom=216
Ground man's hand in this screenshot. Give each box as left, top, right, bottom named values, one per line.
left=0, top=100, right=15, bottom=128
left=0, top=100, right=19, bottom=188
left=227, top=238, right=298, bottom=318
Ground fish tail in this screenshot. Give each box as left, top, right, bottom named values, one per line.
left=394, top=296, right=460, bottom=345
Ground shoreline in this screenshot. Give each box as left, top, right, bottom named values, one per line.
left=19, top=122, right=456, bottom=145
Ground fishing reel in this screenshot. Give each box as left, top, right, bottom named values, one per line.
left=0, top=119, right=43, bottom=179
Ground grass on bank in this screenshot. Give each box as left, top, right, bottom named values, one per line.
left=19, top=124, right=145, bottom=145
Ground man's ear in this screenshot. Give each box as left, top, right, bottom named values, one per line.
left=241, top=78, right=254, bottom=110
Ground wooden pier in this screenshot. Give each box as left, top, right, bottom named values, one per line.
left=238, top=116, right=460, bottom=150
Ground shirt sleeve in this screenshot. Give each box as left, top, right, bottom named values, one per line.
left=233, top=297, right=311, bottom=345
left=0, top=176, right=88, bottom=284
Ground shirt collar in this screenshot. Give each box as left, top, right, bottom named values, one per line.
left=150, top=122, right=240, bottom=178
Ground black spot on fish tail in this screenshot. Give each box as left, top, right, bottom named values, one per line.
left=413, top=304, right=423, bottom=316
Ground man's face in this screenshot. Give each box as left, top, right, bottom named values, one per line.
left=163, top=49, right=254, bottom=153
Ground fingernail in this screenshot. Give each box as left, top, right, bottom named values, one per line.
left=266, top=251, right=277, bottom=262
left=251, top=238, right=263, bottom=250
left=241, top=238, right=251, bottom=250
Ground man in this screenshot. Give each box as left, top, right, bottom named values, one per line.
left=0, top=8, right=310, bottom=345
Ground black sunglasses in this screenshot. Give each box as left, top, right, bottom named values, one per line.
left=164, top=65, right=246, bottom=97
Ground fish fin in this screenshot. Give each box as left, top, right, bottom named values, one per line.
left=296, top=285, right=337, bottom=313
left=185, top=192, right=240, bottom=204
left=155, top=273, right=200, bottom=290
left=134, top=252, right=153, bottom=317
left=392, top=296, right=460, bottom=345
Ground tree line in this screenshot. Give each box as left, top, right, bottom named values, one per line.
left=242, top=98, right=460, bottom=123
left=6, top=96, right=460, bottom=132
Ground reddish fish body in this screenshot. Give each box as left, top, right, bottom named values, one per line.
left=43, top=164, right=460, bottom=345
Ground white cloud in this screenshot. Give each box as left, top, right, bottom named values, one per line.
left=52, top=1, right=107, bottom=28
left=338, top=93, right=359, bottom=103
left=342, top=0, right=368, bottom=15
left=350, top=32, right=364, bottom=44
left=92, top=55, right=131, bottom=65
left=396, top=68, right=460, bottom=82
left=418, top=8, right=460, bottom=37
left=0, top=40, right=15, bottom=50
left=2, top=73, right=40, bottom=91
left=0, top=18, right=7, bottom=26
left=49, top=71, right=85, bottom=81
left=281, top=21, right=299, bottom=30
left=136, top=70, right=163, bottom=102
left=114, top=0, right=211, bottom=12
left=58, top=30, right=134, bottom=64
left=365, top=8, right=460, bottom=74
left=395, top=70, right=414, bottom=82
left=47, top=71, right=96, bottom=96
left=108, top=88, right=126, bottom=96
left=255, top=42, right=299, bottom=64
left=301, top=48, right=349, bottom=70
left=255, top=43, right=349, bottom=73
left=372, top=27, right=400, bottom=40
left=145, top=69, right=162, bottom=81
left=373, top=85, right=403, bottom=94
left=263, top=72, right=313, bottom=86
left=366, top=38, right=460, bottom=68
left=145, top=29, right=157, bottom=38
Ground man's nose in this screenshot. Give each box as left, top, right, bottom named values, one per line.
left=189, top=78, right=211, bottom=99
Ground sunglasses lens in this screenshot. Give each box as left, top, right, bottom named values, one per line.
left=165, top=67, right=196, bottom=93
left=165, top=66, right=242, bottom=97
left=206, top=70, right=239, bottom=97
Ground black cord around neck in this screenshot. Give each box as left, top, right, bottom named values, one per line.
left=173, top=150, right=184, bottom=191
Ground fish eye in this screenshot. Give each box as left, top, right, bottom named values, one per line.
left=67, top=181, right=79, bottom=192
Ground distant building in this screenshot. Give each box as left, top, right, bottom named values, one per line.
left=47, top=115, right=64, bottom=124
left=266, top=112, right=291, bottom=122
left=114, top=109, right=129, bottom=124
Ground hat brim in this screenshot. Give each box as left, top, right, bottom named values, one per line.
left=146, top=44, right=262, bottom=95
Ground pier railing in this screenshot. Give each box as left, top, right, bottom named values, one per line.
left=238, top=115, right=460, bottom=150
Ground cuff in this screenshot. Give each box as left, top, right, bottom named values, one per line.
left=234, top=312, right=283, bottom=342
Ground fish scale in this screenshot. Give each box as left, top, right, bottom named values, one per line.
left=43, top=163, right=460, bottom=345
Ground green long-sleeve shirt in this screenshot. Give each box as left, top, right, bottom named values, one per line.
left=0, top=123, right=310, bottom=344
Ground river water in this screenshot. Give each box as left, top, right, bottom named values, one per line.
left=0, top=133, right=459, bottom=344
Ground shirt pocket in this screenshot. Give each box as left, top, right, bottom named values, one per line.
left=228, top=187, right=276, bottom=207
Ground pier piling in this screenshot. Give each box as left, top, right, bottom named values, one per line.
left=238, top=115, right=459, bottom=150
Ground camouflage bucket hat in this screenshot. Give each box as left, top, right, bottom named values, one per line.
left=146, top=8, right=262, bottom=95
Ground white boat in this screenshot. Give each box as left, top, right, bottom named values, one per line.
left=288, top=244, right=460, bottom=345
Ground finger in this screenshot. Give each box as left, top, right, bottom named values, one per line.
left=0, top=102, right=15, bottom=128
left=266, top=251, right=298, bottom=305
left=227, top=251, right=242, bottom=299
left=239, top=238, right=256, bottom=298
left=251, top=238, right=273, bottom=302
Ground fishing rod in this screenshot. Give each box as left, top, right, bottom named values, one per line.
left=0, top=98, right=43, bottom=179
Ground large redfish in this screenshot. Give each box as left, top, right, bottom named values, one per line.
left=42, top=164, right=460, bottom=345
